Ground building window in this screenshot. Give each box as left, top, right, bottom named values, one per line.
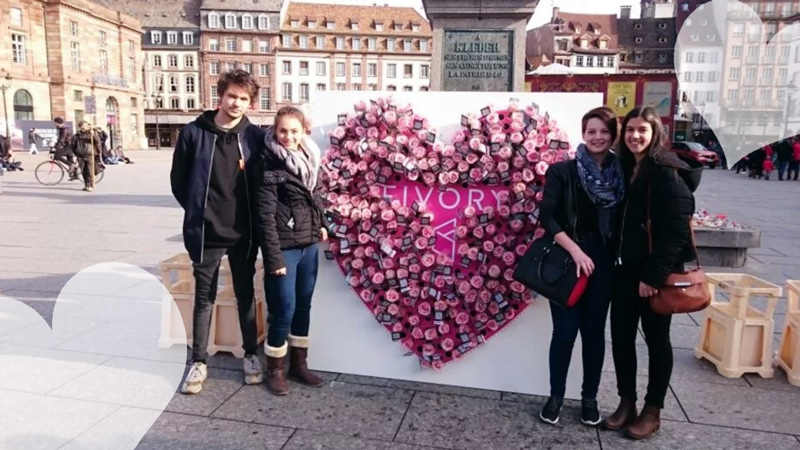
left=168, top=55, right=178, bottom=68
left=185, top=55, right=194, bottom=68
left=317, top=83, right=326, bottom=91
left=211, top=88, right=219, bottom=108
left=684, top=71, right=692, bottom=82
left=300, top=61, right=309, bottom=75
left=403, top=86, right=413, bottom=92
left=316, top=36, right=325, bottom=49
left=11, top=34, right=26, bottom=65
left=732, top=45, right=742, bottom=58
left=128, top=39, right=135, bottom=52
left=308, top=20, right=316, bottom=29
left=336, top=62, right=345, bottom=76
left=127, top=57, right=136, bottom=81
left=210, top=62, right=220, bottom=75
left=258, top=15, right=269, bottom=30
left=420, top=65, right=429, bottom=78
left=282, top=83, right=292, bottom=101
left=353, top=38, right=361, bottom=51
left=151, top=31, right=162, bottom=44
left=283, top=61, right=292, bottom=75
left=351, top=22, right=359, bottom=31
left=12, top=89, right=33, bottom=120
left=210, top=39, right=220, bottom=51
left=70, top=21, right=78, bottom=36
left=242, top=14, right=253, bottom=29
left=99, top=30, right=107, bottom=46
left=242, top=40, right=253, bottom=52
left=260, top=89, right=270, bottom=110
left=709, top=71, right=717, bottom=82
left=403, top=64, right=412, bottom=78
left=376, top=23, right=384, bottom=31
left=606, top=56, right=614, bottom=67
left=387, top=63, right=396, bottom=78
left=421, top=40, right=429, bottom=53
left=187, top=98, right=196, bottom=109
left=10, top=7, right=22, bottom=26
left=336, top=36, right=345, bottom=50
left=259, top=40, right=270, bottom=53
left=337, top=83, right=345, bottom=90
left=367, top=84, right=376, bottom=91
left=75, top=110, right=84, bottom=123
left=170, top=97, right=180, bottom=109
left=387, top=85, right=396, bottom=91
left=300, top=83, right=310, bottom=101
left=186, top=76, right=196, bottom=93
left=209, top=13, right=220, bottom=28
left=282, top=34, right=291, bottom=48
left=183, top=32, right=193, bottom=45
left=260, top=63, right=270, bottom=76
left=369, top=38, right=377, bottom=51
left=153, top=54, right=162, bottom=67
left=317, top=61, right=326, bottom=76
left=729, top=67, right=740, bottom=79
left=387, top=38, right=395, bottom=52
left=353, top=83, right=361, bottom=91
left=167, top=31, right=178, bottom=45
left=100, top=50, right=108, bottom=73
left=599, top=40, right=607, bottom=49
left=225, top=13, right=236, bottom=29
left=404, top=39, right=412, bottom=52
left=170, top=76, right=179, bottom=93
left=353, top=63, right=362, bottom=77
left=685, top=52, right=694, bottom=63
left=696, top=72, right=704, bottom=82
left=327, top=21, right=335, bottom=29
left=658, top=53, right=668, bottom=64
left=243, top=63, right=252, bottom=73
left=576, top=55, right=584, bottom=66
left=394, top=22, right=403, bottom=31
left=226, top=39, right=236, bottom=52
left=368, top=63, right=377, bottom=77
left=585, top=56, right=593, bottom=67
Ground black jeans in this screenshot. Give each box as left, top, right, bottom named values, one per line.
left=610, top=271, right=673, bottom=409
left=191, top=239, right=258, bottom=362
left=264, top=243, right=319, bottom=348
left=54, top=147, right=74, bottom=169
left=788, top=161, right=799, bottom=181
left=548, top=236, right=613, bottom=400
left=778, top=161, right=790, bottom=180
left=79, top=157, right=101, bottom=186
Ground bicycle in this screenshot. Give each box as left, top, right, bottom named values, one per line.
left=35, top=153, right=105, bottom=186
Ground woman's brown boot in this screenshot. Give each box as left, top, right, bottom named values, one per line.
left=287, top=335, right=325, bottom=387
left=624, top=404, right=661, bottom=440
left=265, top=343, right=289, bottom=396
left=602, top=397, right=638, bottom=431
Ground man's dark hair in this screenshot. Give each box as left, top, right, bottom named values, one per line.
left=216, top=69, right=260, bottom=101
left=54, top=117, right=64, bottom=125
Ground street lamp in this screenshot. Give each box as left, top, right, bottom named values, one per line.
left=0, top=73, right=11, bottom=147
left=151, top=93, right=163, bottom=150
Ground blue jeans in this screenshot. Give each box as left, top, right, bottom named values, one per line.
left=778, top=161, right=790, bottom=180
left=548, top=236, right=613, bottom=399
left=264, top=244, right=319, bottom=348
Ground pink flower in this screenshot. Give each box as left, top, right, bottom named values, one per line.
left=510, top=120, right=525, bottom=132
left=486, top=112, right=500, bottom=124
left=469, top=168, right=483, bottom=181
left=470, top=275, right=484, bottom=289
left=473, top=226, right=484, bottom=239
left=458, top=281, right=471, bottom=295
left=348, top=276, right=361, bottom=288
left=455, top=312, right=470, bottom=325
left=499, top=146, right=513, bottom=160
left=415, top=237, right=428, bottom=250
left=469, top=137, right=482, bottom=150
left=422, top=344, right=436, bottom=357
left=381, top=209, right=396, bottom=222
left=421, top=252, right=436, bottom=267
left=425, top=328, right=438, bottom=341
left=360, top=290, right=373, bottom=302
left=422, top=173, right=436, bottom=185
left=384, top=110, right=397, bottom=124
left=509, top=220, right=524, bottom=232
left=388, top=304, right=399, bottom=316
left=448, top=171, right=459, bottom=184
left=409, top=263, right=422, bottom=274
left=372, top=272, right=385, bottom=285
left=516, top=244, right=528, bottom=257
left=482, top=240, right=495, bottom=253
left=467, top=247, right=479, bottom=261
left=464, top=206, right=476, bottom=219
left=456, top=225, right=469, bottom=239
left=418, top=302, right=432, bottom=316
left=451, top=130, right=466, bottom=144
left=438, top=172, right=450, bottom=185
left=535, top=161, right=549, bottom=176
left=480, top=289, right=492, bottom=303
left=385, top=289, right=400, bottom=303
left=510, top=132, right=524, bottom=143
left=354, top=100, right=367, bottom=111
left=422, top=226, right=435, bottom=238
left=511, top=203, right=524, bottom=214
left=352, top=258, right=365, bottom=270
left=457, top=243, right=470, bottom=256
left=488, top=265, right=501, bottom=278
left=513, top=156, right=526, bottom=169
left=485, top=224, right=497, bottom=236
left=441, top=337, right=455, bottom=352
left=412, top=327, right=424, bottom=340
left=502, top=252, right=516, bottom=266
left=498, top=205, right=511, bottom=218
left=434, top=277, right=446, bottom=289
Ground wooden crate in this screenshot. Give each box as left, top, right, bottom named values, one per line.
left=695, top=273, right=783, bottom=379
left=158, top=253, right=266, bottom=357
left=777, top=280, right=800, bottom=387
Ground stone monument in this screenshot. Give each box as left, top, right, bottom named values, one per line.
left=422, top=0, right=539, bottom=92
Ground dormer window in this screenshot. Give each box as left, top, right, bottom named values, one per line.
left=258, top=15, right=269, bottom=30
left=412, top=23, right=420, bottom=32
left=394, top=22, right=403, bottom=31
left=208, top=12, right=220, bottom=28
left=691, top=34, right=699, bottom=41
left=242, top=14, right=253, bottom=29
left=599, top=39, right=607, bottom=49
left=291, top=20, right=299, bottom=28
left=376, top=22, right=384, bottom=31
left=351, top=22, right=359, bottom=31
left=580, top=38, right=588, bottom=48
left=224, top=13, right=235, bottom=29
left=151, top=31, right=162, bottom=44
left=326, top=21, right=334, bottom=29
left=308, top=20, right=316, bottom=29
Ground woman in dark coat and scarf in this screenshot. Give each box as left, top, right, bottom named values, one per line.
left=603, top=107, right=702, bottom=440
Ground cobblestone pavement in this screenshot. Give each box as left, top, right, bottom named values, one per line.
left=1, top=151, right=799, bottom=449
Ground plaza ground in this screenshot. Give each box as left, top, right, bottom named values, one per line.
left=1, top=151, right=800, bottom=449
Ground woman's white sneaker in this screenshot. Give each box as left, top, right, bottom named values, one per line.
left=181, top=362, right=208, bottom=395
left=243, top=354, right=264, bottom=385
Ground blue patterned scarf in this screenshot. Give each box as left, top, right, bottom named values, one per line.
left=575, top=144, right=625, bottom=241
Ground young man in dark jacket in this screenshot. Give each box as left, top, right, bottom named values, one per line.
left=170, top=70, right=266, bottom=394
left=52, top=117, right=77, bottom=179
left=775, top=138, right=794, bottom=180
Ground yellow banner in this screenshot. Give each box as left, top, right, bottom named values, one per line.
left=606, top=82, right=636, bottom=117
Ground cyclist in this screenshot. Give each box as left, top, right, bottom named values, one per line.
left=52, top=117, right=77, bottom=179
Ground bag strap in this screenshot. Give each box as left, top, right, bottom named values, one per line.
left=646, top=174, right=702, bottom=270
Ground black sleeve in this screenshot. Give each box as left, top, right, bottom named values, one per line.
left=538, top=164, right=566, bottom=237
left=256, top=171, right=286, bottom=273
left=170, top=128, right=191, bottom=210
left=640, top=168, right=694, bottom=287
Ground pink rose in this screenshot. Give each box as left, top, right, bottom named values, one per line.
left=465, top=290, right=478, bottom=303
left=516, top=244, right=528, bottom=257
left=418, top=302, right=432, bottom=316
left=487, top=320, right=499, bottom=332
left=480, top=289, right=492, bottom=303
left=488, top=265, right=501, bottom=278
left=535, top=161, right=549, bottom=176
left=451, top=130, right=466, bottom=144
left=372, top=272, right=385, bottom=285
left=425, top=328, right=438, bottom=341
left=421, top=252, right=436, bottom=267
left=438, top=172, right=450, bottom=185
left=422, top=173, right=436, bottom=185
left=457, top=243, right=470, bottom=256
left=482, top=240, right=495, bottom=253
left=464, top=206, right=476, bottom=219
left=498, top=205, right=511, bottom=218
left=499, top=146, right=513, bottom=160
left=415, top=237, right=428, bottom=250
left=386, top=288, right=400, bottom=302
left=422, top=344, right=436, bottom=357
left=473, top=226, right=484, bottom=239
left=469, top=168, right=483, bottom=181
left=348, top=276, right=361, bottom=288
left=510, top=132, right=524, bottom=143
left=523, top=168, right=535, bottom=183
left=434, top=277, right=446, bottom=289
left=388, top=304, right=399, bottom=316
left=458, top=281, right=471, bottom=295
left=409, top=315, right=420, bottom=326
left=456, top=226, right=469, bottom=239
left=470, top=275, right=484, bottom=289
left=467, top=247, right=479, bottom=261
left=509, top=220, right=523, bottom=231
left=422, top=226, right=435, bottom=238
left=409, top=263, right=422, bottom=274
left=455, top=312, right=470, bottom=325
left=441, top=337, right=455, bottom=352
left=469, top=137, right=482, bottom=150
left=412, top=327, right=424, bottom=340
left=525, top=148, right=540, bottom=162
left=502, top=252, right=516, bottom=266
left=359, top=290, right=373, bottom=302
left=352, top=258, right=365, bottom=270
left=513, top=156, right=526, bottom=169
left=485, top=224, right=497, bottom=236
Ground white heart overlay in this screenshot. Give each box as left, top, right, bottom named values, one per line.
left=0, top=263, right=187, bottom=450
left=674, top=0, right=800, bottom=163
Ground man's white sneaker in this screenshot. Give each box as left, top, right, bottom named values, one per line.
left=180, top=362, right=208, bottom=395
left=243, top=354, right=264, bottom=385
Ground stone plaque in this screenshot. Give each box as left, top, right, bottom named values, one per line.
left=442, top=30, right=514, bottom=92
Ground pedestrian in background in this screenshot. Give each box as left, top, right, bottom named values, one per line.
left=775, top=138, right=793, bottom=181
left=789, top=136, right=800, bottom=181
left=28, top=128, right=39, bottom=155
left=71, top=121, right=102, bottom=192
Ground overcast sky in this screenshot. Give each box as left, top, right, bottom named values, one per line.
left=291, top=0, right=642, bottom=28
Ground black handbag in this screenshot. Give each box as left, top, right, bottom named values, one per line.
left=512, top=166, right=589, bottom=308
left=513, top=235, right=588, bottom=308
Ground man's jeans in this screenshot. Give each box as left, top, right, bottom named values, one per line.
left=264, top=244, right=319, bottom=348
left=191, top=239, right=258, bottom=362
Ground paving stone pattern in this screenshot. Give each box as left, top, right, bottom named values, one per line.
left=1, top=154, right=800, bottom=449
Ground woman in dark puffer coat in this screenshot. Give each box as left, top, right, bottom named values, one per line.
left=603, top=107, right=702, bottom=440
left=257, top=106, right=328, bottom=396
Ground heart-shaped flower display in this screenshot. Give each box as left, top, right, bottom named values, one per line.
left=319, top=97, right=573, bottom=368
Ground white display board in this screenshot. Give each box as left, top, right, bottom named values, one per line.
left=305, top=91, right=604, bottom=398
